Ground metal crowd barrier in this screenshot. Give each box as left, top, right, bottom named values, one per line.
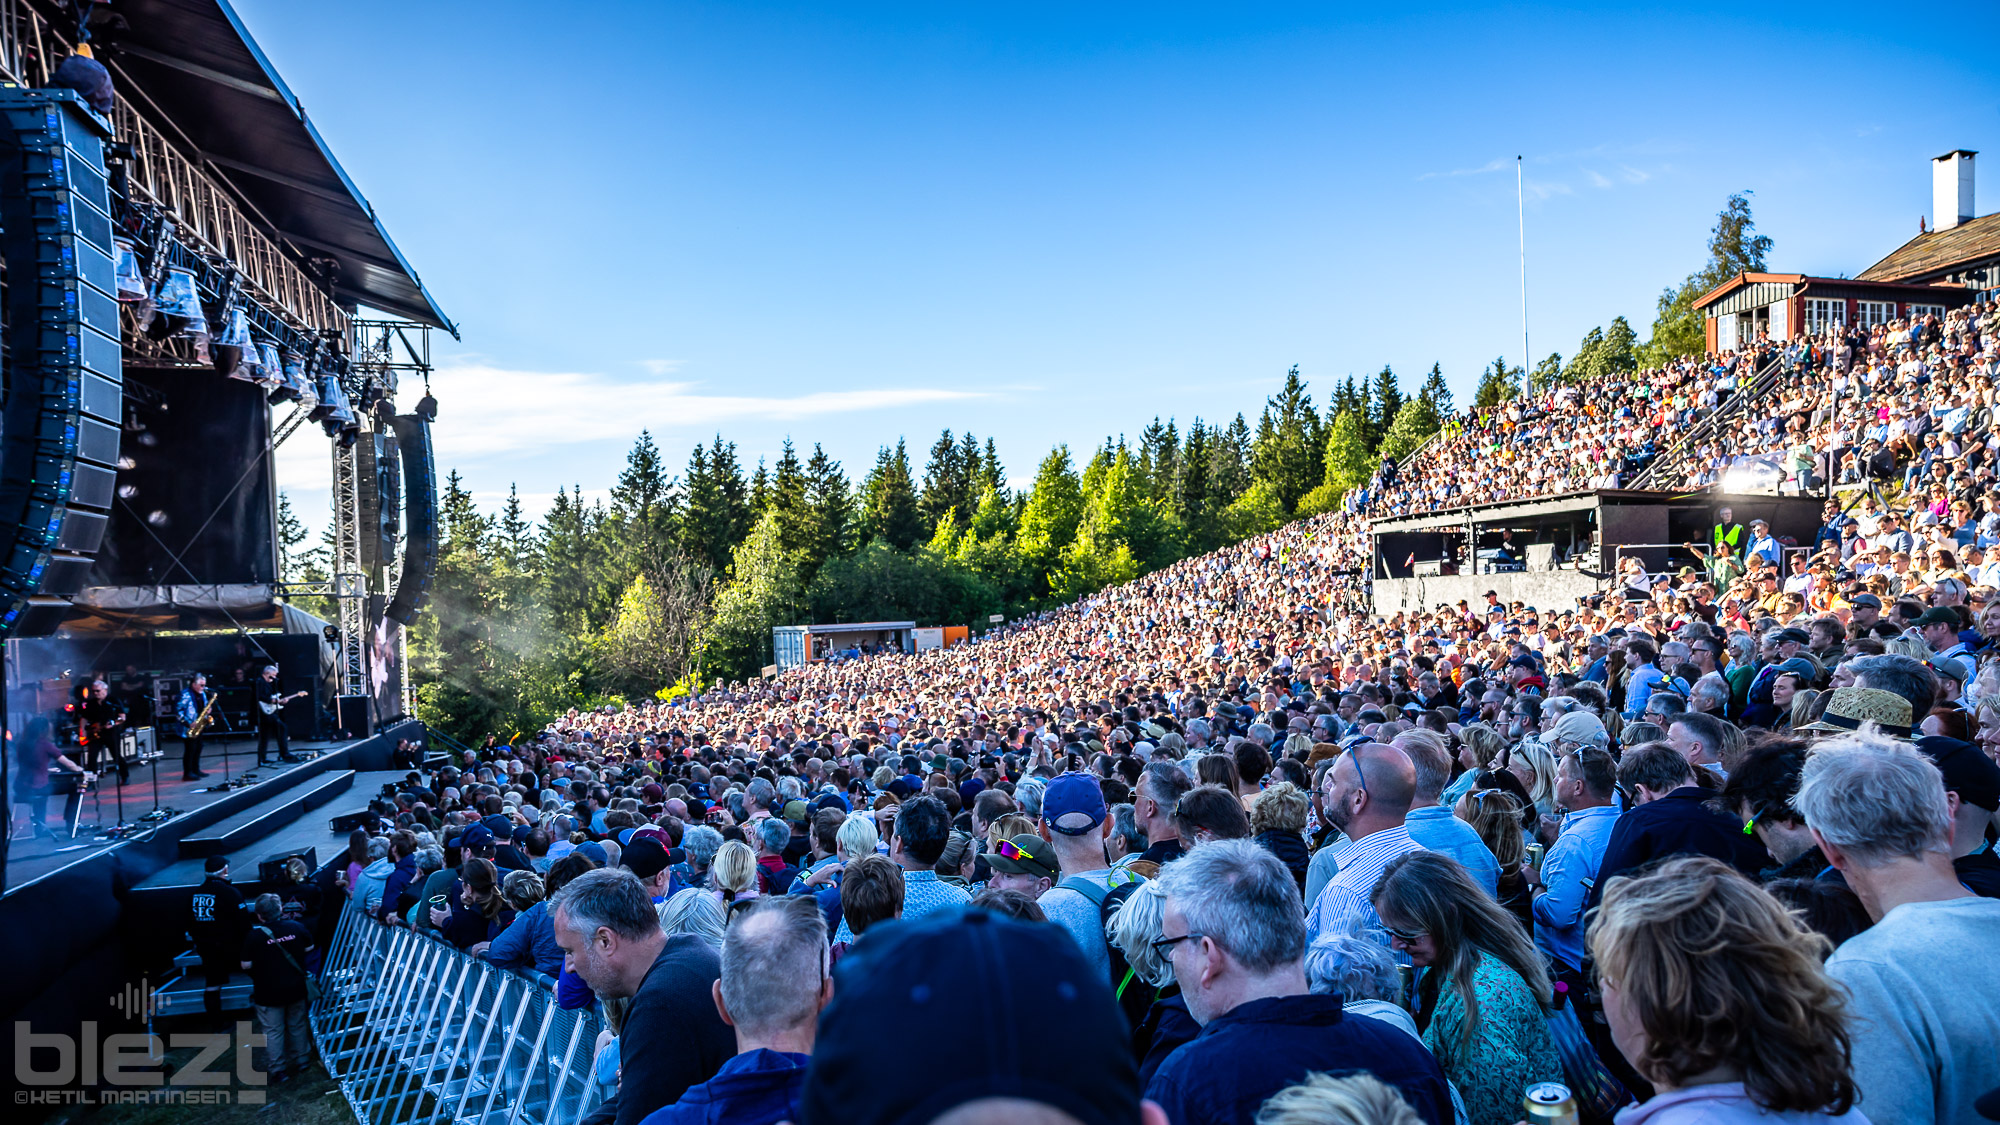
left=311, top=905, right=605, bottom=1125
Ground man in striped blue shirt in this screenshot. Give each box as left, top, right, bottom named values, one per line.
left=1306, top=743, right=1428, bottom=943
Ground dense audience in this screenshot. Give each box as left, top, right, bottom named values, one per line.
left=274, top=304, right=2000, bottom=1125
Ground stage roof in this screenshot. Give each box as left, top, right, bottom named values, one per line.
left=97, top=0, right=457, bottom=335
left=1369, top=489, right=1697, bottom=533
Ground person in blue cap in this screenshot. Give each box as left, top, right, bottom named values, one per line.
left=1036, top=772, right=1145, bottom=983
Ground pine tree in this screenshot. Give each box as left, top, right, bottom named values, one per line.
left=276, top=491, right=310, bottom=581
left=862, top=440, right=923, bottom=551
left=801, top=443, right=854, bottom=580
left=769, top=438, right=812, bottom=558
left=748, top=459, right=771, bottom=517
left=1417, top=363, right=1453, bottom=418
left=976, top=436, right=1007, bottom=501
left=1368, top=366, right=1403, bottom=450
left=1174, top=420, right=1213, bottom=541
left=538, top=485, right=595, bottom=626
left=500, top=484, right=531, bottom=567
left=919, top=430, right=968, bottom=533
left=1250, top=366, right=1325, bottom=515
left=1211, top=414, right=1252, bottom=506
left=1473, top=356, right=1523, bottom=409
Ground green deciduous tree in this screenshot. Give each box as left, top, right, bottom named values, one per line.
left=1642, top=192, right=1774, bottom=365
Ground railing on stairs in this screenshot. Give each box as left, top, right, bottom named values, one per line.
left=1624, top=354, right=1786, bottom=492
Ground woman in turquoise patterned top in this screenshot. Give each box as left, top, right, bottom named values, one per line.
left=1373, top=851, right=1564, bottom=1125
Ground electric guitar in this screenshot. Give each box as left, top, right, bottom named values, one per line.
left=257, top=690, right=309, bottom=716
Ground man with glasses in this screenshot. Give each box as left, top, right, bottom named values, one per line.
left=1304, top=743, right=1426, bottom=944
left=646, top=897, right=829, bottom=1125
left=1146, top=840, right=1452, bottom=1125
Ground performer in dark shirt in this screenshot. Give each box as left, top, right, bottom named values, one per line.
left=77, top=679, right=128, bottom=783
left=253, top=664, right=305, bottom=765
left=12, top=716, right=91, bottom=837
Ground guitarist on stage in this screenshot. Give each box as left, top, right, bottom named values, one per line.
left=254, top=664, right=307, bottom=766
left=177, top=673, right=215, bottom=781
left=78, top=679, right=128, bottom=784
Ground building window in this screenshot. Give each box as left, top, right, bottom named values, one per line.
left=1910, top=303, right=1945, bottom=320
left=1805, top=298, right=1846, bottom=334
left=1857, top=300, right=1895, bottom=327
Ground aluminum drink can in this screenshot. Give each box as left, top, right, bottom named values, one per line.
left=1523, top=1082, right=1579, bottom=1125
left=1525, top=841, right=1547, bottom=868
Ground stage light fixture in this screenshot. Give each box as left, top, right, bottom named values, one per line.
left=415, top=393, right=437, bottom=422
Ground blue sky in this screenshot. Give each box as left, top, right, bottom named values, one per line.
left=240, top=0, right=2000, bottom=531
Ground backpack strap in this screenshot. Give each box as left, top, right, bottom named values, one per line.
left=1055, top=875, right=1110, bottom=908
left=256, top=925, right=310, bottom=978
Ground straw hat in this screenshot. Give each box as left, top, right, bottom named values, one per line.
left=1797, top=687, right=1913, bottom=739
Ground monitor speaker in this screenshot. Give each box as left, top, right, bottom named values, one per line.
left=0, top=90, right=121, bottom=636
left=337, top=694, right=372, bottom=738
left=385, top=414, right=436, bottom=624
left=257, top=846, right=318, bottom=887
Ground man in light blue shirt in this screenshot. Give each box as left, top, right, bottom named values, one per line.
left=1743, top=519, right=1783, bottom=568
left=1393, top=732, right=1498, bottom=896
left=1529, top=745, right=1621, bottom=973
left=1621, top=636, right=1667, bottom=723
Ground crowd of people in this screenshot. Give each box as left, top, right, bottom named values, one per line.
left=196, top=306, right=2000, bottom=1125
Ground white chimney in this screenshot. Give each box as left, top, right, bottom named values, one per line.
left=1934, top=149, right=1976, bottom=232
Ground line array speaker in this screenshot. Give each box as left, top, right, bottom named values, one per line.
left=356, top=427, right=401, bottom=570
left=0, top=90, right=121, bottom=637
left=385, top=414, right=436, bottom=625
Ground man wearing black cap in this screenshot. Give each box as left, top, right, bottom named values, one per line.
left=1147, top=840, right=1450, bottom=1125
left=550, top=868, right=732, bottom=1125
left=187, top=856, right=246, bottom=1017
left=983, top=833, right=1059, bottom=898
left=801, top=907, right=1166, bottom=1125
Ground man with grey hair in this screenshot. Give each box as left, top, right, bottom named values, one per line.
left=743, top=777, right=777, bottom=823
left=1392, top=730, right=1497, bottom=895
left=645, top=897, right=830, bottom=1125
left=1303, top=931, right=1418, bottom=1040
left=550, top=868, right=733, bottom=1125
left=1796, top=731, right=2000, bottom=1125
left=1134, top=759, right=1194, bottom=866
left=1247, top=721, right=1275, bottom=748
left=1146, top=840, right=1450, bottom=1125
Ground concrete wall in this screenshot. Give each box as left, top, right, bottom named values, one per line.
left=1373, top=571, right=1607, bottom=617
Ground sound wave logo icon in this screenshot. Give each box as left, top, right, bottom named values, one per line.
left=107, top=977, right=159, bottom=1020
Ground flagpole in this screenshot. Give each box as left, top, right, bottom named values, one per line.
left=1517, top=156, right=1529, bottom=383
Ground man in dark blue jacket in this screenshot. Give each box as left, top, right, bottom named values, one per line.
left=1147, top=841, right=1452, bottom=1125
left=1589, top=741, right=1765, bottom=908
left=639, top=897, right=829, bottom=1125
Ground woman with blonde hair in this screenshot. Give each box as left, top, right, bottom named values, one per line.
left=657, top=886, right=727, bottom=951
left=1590, top=856, right=1862, bottom=1123
left=1372, top=850, right=1561, bottom=1125
left=1453, top=785, right=1534, bottom=933
left=709, top=839, right=761, bottom=916
left=1442, top=722, right=1504, bottom=807
left=1106, top=880, right=1197, bottom=1088
left=1248, top=781, right=1310, bottom=891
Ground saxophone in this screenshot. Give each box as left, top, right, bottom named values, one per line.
left=186, top=691, right=220, bottom=737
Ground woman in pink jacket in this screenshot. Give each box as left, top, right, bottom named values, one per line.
left=1590, top=856, right=1870, bottom=1125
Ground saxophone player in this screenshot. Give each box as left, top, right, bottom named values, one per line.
left=178, top=673, right=215, bottom=781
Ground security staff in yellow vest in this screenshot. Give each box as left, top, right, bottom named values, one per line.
left=1713, top=506, right=1745, bottom=559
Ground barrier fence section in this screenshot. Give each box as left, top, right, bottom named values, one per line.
left=311, top=905, right=604, bottom=1125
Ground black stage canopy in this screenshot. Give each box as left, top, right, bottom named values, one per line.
left=79, top=0, right=457, bottom=334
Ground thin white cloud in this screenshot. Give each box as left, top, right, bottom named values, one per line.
left=1417, top=156, right=1511, bottom=181
left=638, top=358, right=685, bottom=376
left=426, top=362, right=986, bottom=459
left=1586, top=169, right=1613, bottom=189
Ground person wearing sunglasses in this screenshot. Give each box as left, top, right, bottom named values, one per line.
left=981, top=833, right=1060, bottom=898
left=1372, top=851, right=1563, bottom=1125
left=1305, top=743, right=1425, bottom=944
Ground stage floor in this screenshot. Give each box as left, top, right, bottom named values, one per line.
left=4, top=737, right=370, bottom=893
left=133, top=769, right=406, bottom=896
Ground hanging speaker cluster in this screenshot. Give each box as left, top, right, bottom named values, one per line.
left=0, top=89, right=122, bottom=636
left=384, top=413, right=436, bottom=625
